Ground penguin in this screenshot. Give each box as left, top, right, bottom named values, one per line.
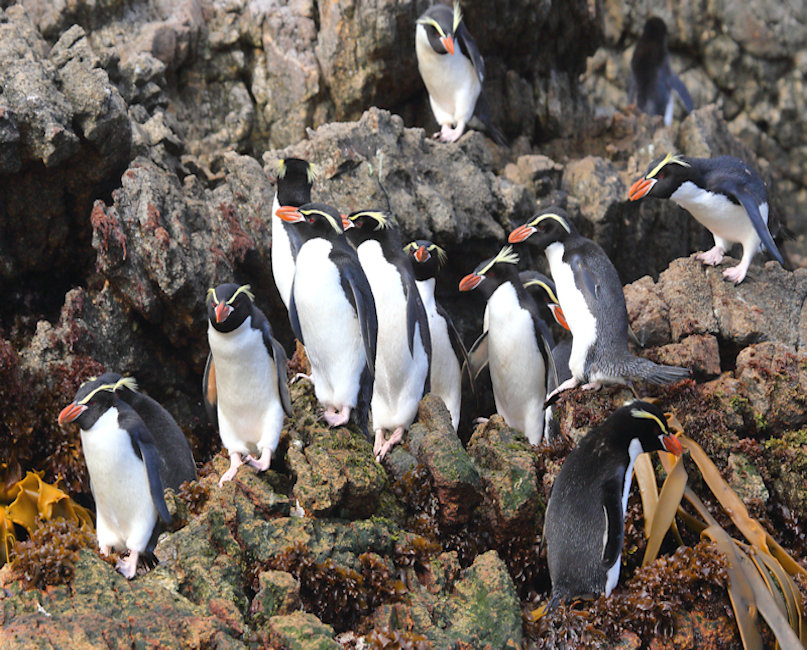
left=543, top=401, right=683, bottom=605
left=403, top=239, right=467, bottom=432
left=628, top=152, right=785, bottom=284
left=508, top=208, right=690, bottom=402
left=276, top=202, right=378, bottom=441
left=58, top=377, right=172, bottom=579
left=415, top=1, right=506, bottom=145
left=271, top=158, right=316, bottom=309
left=81, top=372, right=196, bottom=491
left=205, top=283, right=293, bottom=487
left=628, top=17, right=694, bottom=125
left=345, top=212, right=431, bottom=461
left=459, top=245, right=556, bottom=445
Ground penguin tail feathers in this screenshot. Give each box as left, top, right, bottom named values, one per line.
left=353, top=364, right=374, bottom=440
left=630, top=357, right=691, bottom=385
left=473, top=91, right=509, bottom=147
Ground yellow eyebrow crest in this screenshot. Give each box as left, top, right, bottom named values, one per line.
left=452, top=1, right=462, bottom=32
left=522, top=279, right=559, bottom=304
left=528, top=212, right=571, bottom=233
left=479, top=245, right=519, bottom=276
left=647, top=152, right=690, bottom=179
left=226, top=284, right=255, bottom=305
left=630, top=408, right=670, bottom=434
left=429, top=244, right=448, bottom=266
left=206, top=287, right=218, bottom=304
left=417, top=16, right=447, bottom=39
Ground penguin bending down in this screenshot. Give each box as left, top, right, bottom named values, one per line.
left=277, top=203, right=378, bottom=439
left=58, top=377, right=172, bottom=579
left=271, top=158, right=316, bottom=309
left=403, top=239, right=467, bottom=432
left=415, top=1, right=506, bottom=145
left=629, top=152, right=785, bottom=284
left=459, top=245, right=556, bottom=445
left=346, top=212, right=431, bottom=461
left=509, top=208, right=690, bottom=402
left=205, top=283, right=293, bottom=487
left=82, top=373, right=196, bottom=491
left=628, top=17, right=693, bottom=125
left=543, top=401, right=683, bottom=605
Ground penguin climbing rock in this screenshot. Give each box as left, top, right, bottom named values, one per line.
left=415, top=1, right=506, bottom=145
left=509, top=208, right=690, bottom=401
left=81, top=372, right=196, bottom=491
left=629, top=152, right=785, bottom=284
left=205, top=283, right=293, bottom=487
left=276, top=202, right=378, bottom=440
left=628, top=17, right=694, bottom=125
left=543, top=401, right=683, bottom=604
left=345, top=212, right=431, bottom=461
left=459, top=245, right=556, bottom=445
left=403, top=239, right=467, bottom=432
left=271, top=158, right=316, bottom=309
left=58, top=377, right=172, bottom=579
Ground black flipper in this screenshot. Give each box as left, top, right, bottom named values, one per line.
left=456, top=21, right=484, bottom=82
left=288, top=280, right=304, bottom=344
left=466, top=330, right=489, bottom=383
left=202, top=352, right=218, bottom=429
left=601, top=478, right=626, bottom=570
left=341, top=260, right=378, bottom=377
left=438, top=302, right=474, bottom=394
left=255, top=310, right=293, bottom=418
left=570, top=253, right=601, bottom=303
left=725, top=184, right=785, bottom=265
left=473, top=90, right=508, bottom=147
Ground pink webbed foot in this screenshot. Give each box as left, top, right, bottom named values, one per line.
left=218, top=452, right=244, bottom=487
left=322, top=405, right=351, bottom=427
left=473, top=416, right=490, bottom=426
left=246, top=447, right=272, bottom=472
left=544, top=377, right=580, bottom=406
left=438, top=122, right=465, bottom=143
left=579, top=381, right=604, bottom=392
left=722, top=262, right=750, bottom=285
left=696, top=246, right=725, bottom=267
left=375, top=426, right=405, bottom=462
left=116, top=551, right=140, bottom=580
left=99, top=545, right=111, bottom=557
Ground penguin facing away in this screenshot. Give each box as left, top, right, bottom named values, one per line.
left=403, top=239, right=467, bottom=432
left=459, top=245, right=556, bottom=445
left=58, top=377, right=172, bottom=579
left=345, top=212, right=431, bottom=461
left=271, top=158, right=316, bottom=309
left=205, top=283, right=293, bottom=487
left=415, top=1, right=506, bottom=145
left=508, top=208, right=690, bottom=402
left=84, top=372, right=197, bottom=491
left=628, top=152, right=785, bottom=284
left=276, top=202, right=378, bottom=440
left=628, top=17, right=694, bottom=125
left=543, top=401, right=683, bottom=605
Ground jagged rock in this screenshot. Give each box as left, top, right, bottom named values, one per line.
left=727, top=452, right=769, bottom=504
left=406, top=395, right=484, bottom=527
left=268, top=611, right=339, bottom=650
left=652, top=334, right=721, bottom=379
left=249, top=570, right=301, bottom=625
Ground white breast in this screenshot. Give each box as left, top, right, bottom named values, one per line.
left=545, top=243, right=597, bottom=382
left=271, top=193, right=294, bottom=308
left=415, top=25, right=481, bottom=127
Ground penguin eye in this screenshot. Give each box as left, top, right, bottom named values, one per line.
left=657, top=170, right=666, bottom=179
left=308, top=216, right=315, bottom=223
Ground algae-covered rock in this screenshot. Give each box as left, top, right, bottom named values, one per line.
left=267, top=611, right=339, bottom=650
left=249, top=570, right=301, bottom=627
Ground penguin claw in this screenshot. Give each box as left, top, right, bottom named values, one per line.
left=696, top=246, right=725, bottom=266
left=722, top=264, right=748, bottom=284
left=322, top=406, right=350, bottom=427
left=245, top=449, right=272, bottom=472
left=116, top=551, right=139, bottom=580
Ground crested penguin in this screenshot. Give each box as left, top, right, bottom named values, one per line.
left=403, top=239, right=467, bottom=432
left=459, top=245, right=556, bottom=445
left=415, top=1, right=506, bottom=145
left=345, top=212, right=431, bottom=461
left=84, top=372, right=196, bottom=491
left=58, top=377, right=172, bottom=579
left=205, top=283, right=293, bottom=487
left=271, top=158, right=316, bottom=309
left=628, top=17, right=694, bottom=125
left=277, top=202, right=378, bottom=440
left=629, top=152, right=785, bottom=284
left=508, top=208, right=690, bottom=402
left=543, top=401, right=683, bottom=604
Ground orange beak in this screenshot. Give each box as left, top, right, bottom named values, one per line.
left=662, top=434, right=683, bottom=457
left=628, top=178, right=655, bottom=201
left=549, top=304, right=570, bottom=331
left=215, top=302, right=232, bottom=323
left=58, top=402, right=87, bottom=426
left=414, top=246, right=429, bottom=263
left=342, top=215, right=353, bottom=229
left=276, top=205, right=304, bottom=223
left=441, top=35, right=455, bottom=55
left=459, top=273, right=483, bottom=292
left=508, top=224, right=536, bottom=244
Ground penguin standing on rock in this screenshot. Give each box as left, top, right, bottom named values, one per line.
left=345, top=212, right=431, bottom=461
left=508, top=208, right=690, bottom=402
left=459, top=245, right=556, bottom=445
left=205, top=283, right=292, bottom=487
left=415, top=1, right=506, bottom=145
left=271, top=158, right=316, bottom=309
left=628, top=152, right=785, bottom=284
left=628, top=17, right=694, bottom=125
left=544, top=401, right=683, bottom=605
left=277, top=202, right=377, bottom=439
left=58, top=377, right=172, bottom=579
left=403, top=239, right=467, bottom=432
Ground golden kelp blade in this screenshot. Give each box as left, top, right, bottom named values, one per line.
left=642, top=452, right=687, bottom=566
left=0, top=508, right=15, bottom=565
left=633, top=453, right=658, bottom=537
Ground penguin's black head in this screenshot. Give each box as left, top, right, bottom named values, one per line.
left=275, top=158, right=316, bottom=207
left=519, top=270, right=570, bottom=331
left=206, top=283, right=254, bottom=332
left=403, top=239, right=447, bottom=281
left=344, top=210, right=398, bottom=246
left=459, top=245, right=520, bottom=297
left=629, top=153, right=694, bottom=200
left=508, top=208, right=575, bottom=249
left=641, top=17, right=668, bottom=43
left=58, top=376, right=136, bottom=430
left=417, top=3, right=461, bottom=55
left=276, top=202, right=346, bottom=241
left=611, top=400, right=683, bottom=456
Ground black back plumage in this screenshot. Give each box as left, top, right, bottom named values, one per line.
left=275, top=158, right=314, bottom=260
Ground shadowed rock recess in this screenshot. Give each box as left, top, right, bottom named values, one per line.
left=1, top=0, right=807, bottom=647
